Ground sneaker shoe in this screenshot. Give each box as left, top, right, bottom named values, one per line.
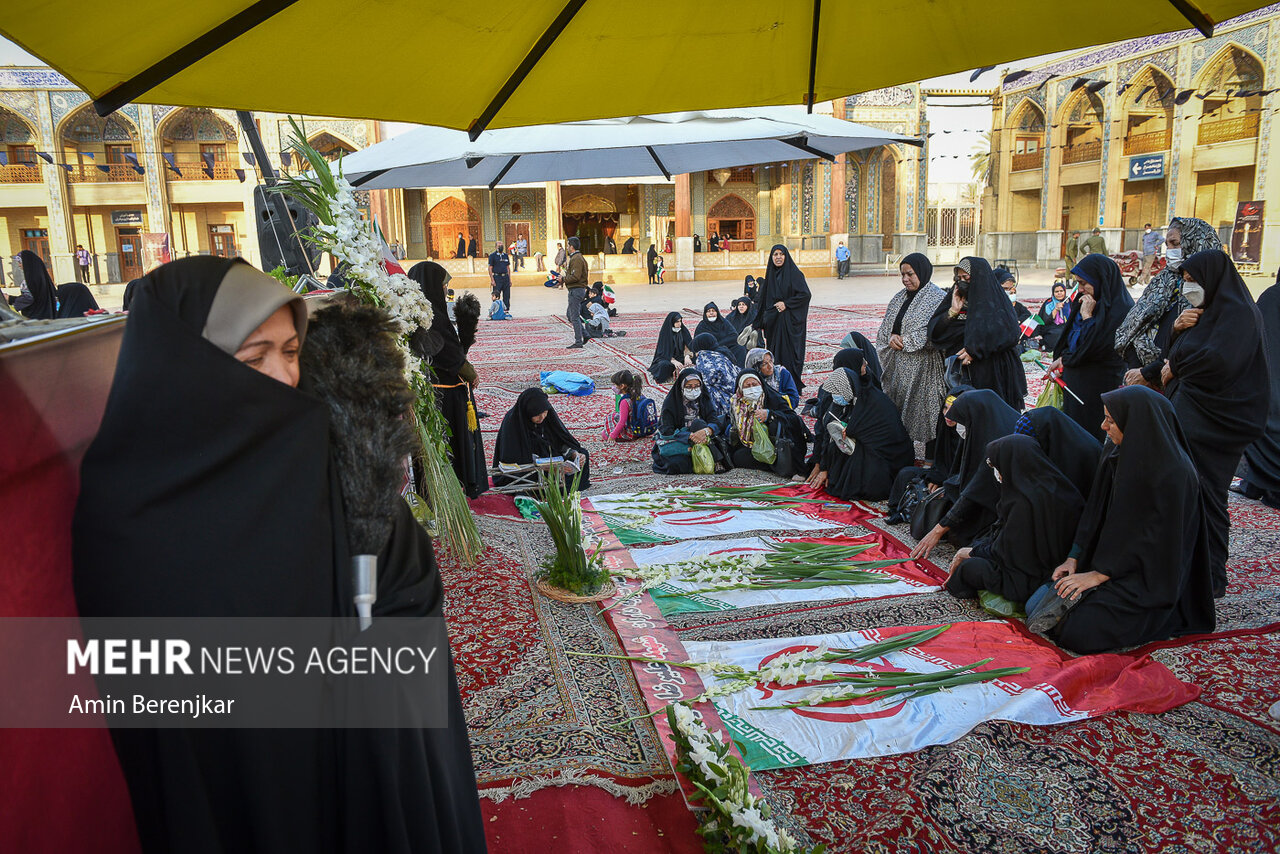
left=566, top=342, right=584, bottom=349
left=613, top=330, right=628, bottom=337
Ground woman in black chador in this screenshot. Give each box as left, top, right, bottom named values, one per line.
left=1013, top=406, right=1102, bottom=500
left=945, top=435, right=1085, bottom=607
left=753, top=244, right=812, bottom=390
left=1238, top=272, right=1280, bottom=507
left=493, top=388, right=590, bottom=491
left=648, top=310, right=694, bottom=384
left=409, top=260, right=487, bottom=498
left=1047, top=386, right=1215, bottom=653
left=72, top=257, right=486, bottom=853
left=804, top=350, right=913, bottom=501
left=695, top=301, right=745, bottom=365
left=1050, top=254, right=1133, bottom=441
left=928, top=256, right=1026, bottom=411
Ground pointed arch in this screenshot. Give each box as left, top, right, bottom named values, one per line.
left=307, top=130, right=357, bottom=162
left=424, top=195, right=480, bottom=258
left=1195, top=44, right=1265, bottom=144
left=707, top=192, right=756, bottom=244
left=1121, top=66, right=1175, bottom=155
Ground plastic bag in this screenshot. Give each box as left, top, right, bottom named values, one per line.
left=1035, top=380, right=1063, bottom=410
left=691, top=441, right=715, bottom=474
left=540, top=370, right=595, bottom=396
left=750, top=420, right=777, bottom=464
left=978, top=589, right=1026, bottom=619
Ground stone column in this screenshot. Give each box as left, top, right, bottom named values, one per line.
left=137, top=104, right=169, bottom=242
left=35, top=92, right=77, bottom=280
left=544, top=180, right=563, bottom=262
left=1038, top=84, right=1065, bottom=268
left=674, top=173, right=694, bottom=280
left=1100, top=64, right=1125, bottom=234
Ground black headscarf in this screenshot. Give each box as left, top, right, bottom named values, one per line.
left=647, top=244, right=659, bottom=276
left=727, top=297, right=757, bottom=332
left=408, top=260, right=465, bottom=379
left=1056, top=386, right=1215, bottom=652
left=943, top=388, right=1020, bottom=509
left=982, top=435, right=1084, bottom=596
left=17, top=250, right=57, bottom=319
left=622, top=236, right=636, bottom=254
left=121, top=277, right=142, bottom=310
left=650, top=311, right=693, bottom=376
left=693, top=330, right=732, bottom=360
left=1167, top=250, right=1269, bottom=446
left=1015, top=406, right=1102, bottom=498
left=1241, top=280, right=1280, bottom=497
left=754, top=244, right=812, bottom=389
left=660, top=366, right=716, bottom=429
left=55, top=282, right=100, bottom=317
left=894, top=253, right=933, bottom=335
left=838, top=331, right=883, bottom=386
left=696, top=301, right=737, bottom=346
left=1056, top=254, right=1133, bottom=365
left=956, top=256, right=1021, bottom=359
left=744, top=275, right=760, bottom=303
left=493, top=388, right=584, bottom=470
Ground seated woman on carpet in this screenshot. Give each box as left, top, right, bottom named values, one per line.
left=693, top=332, right=740, bottom=419
left=804, top=349, right=914, bottom=501
left=695, top=301, right=745, bottom=365
left=945, top=435, right=1085, bottom=608
left=909, top=389, right=1021, bottom=558
left=649, top=311, right=694, bottom=384
left=727, top=297, right=757, bottom=337
left=725, top=370, right=809, bottom=478
left=1013, top=406, right=1101, bottom=500
left=652, top=368, right=728, bottom=475
left=743, top=347, right=800, bottom=410
left=1033, top=386, right=1215, bottom=653
left=493, top=388, right=590, bottom=491
left=72, top=257, right=486, bottom=853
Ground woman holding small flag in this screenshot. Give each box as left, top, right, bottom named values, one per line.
left=1047, top=254, right=1133, bottom=441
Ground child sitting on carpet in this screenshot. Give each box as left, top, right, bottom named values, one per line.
left=603, top=370, right=658, bottom=442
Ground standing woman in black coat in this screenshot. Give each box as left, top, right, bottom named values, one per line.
left=408, top=261, right=487, bottom=498
left=1049, top=254, right=1134, bottom=441
left=1238, top=273, right=1280, bottom=507
left=754, top=244, right=812, bottom=391
left=1162, top=250, right=1270, bottom=596
left=646, top=244, right=659, bottom=284
left=927, top=257, right=1027, bottom=411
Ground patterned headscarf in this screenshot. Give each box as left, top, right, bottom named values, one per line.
left=956, top=258, right=972, bottom=276
left=820, top=369, right=856, bottom=401
left=744, top=347, right=779, bottom=389
left=1114, top=216, right=1222, bottom=365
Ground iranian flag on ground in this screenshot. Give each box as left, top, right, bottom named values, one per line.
left=682, top=620, right=1199, bottom=771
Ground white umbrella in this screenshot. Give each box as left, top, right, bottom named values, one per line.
left=337, top=107, right=919, bottom=190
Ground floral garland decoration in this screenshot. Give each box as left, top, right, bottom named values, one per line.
left=668, top=703, right=817, bottom=853
left=271, top=117, right=481, bottom=563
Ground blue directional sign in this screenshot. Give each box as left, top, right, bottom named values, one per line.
left=1128, top=154, right=1165, bottom=181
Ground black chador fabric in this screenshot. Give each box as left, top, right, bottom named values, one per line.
left=810, top=354, right=914, bottom=501
left=649, top=311, right=693, bottom=383
left=754, top=245, right=812, bottom=391
left=622, top=237, right=635, bottom=254
left=695, top=301, right=745, bottom=365
left=55, top=281, right=100, bottom=317
left=1054, top=386, right=1215, bottom=653
left=1016, top=406, right=1102, bottom=499
left=456, top=235, right=466, bottom=258
left=726, top=297, right=757, bottom=334
left=929, top=257, right=1026, bottom=411
left=71, top=257, right=486, bottom=854
left=17, top=249, right=57, bottom=319
left=956, top=435, right=1084, bottom=605
left=938, top=389, right=1020, bottom=544
left=659, top=367, right=718, bottom=431
left=744, top=275, right=761, bottom=304
left=1168, top=250, right=1270, bottom=595
left=1240, top=279, right=1280, bottom=503
left=839, top=330, right=883, bottom=385
left=1054, top=254, right=1134, bottom=440
left=408, top=261, right=488, bottom=498
left=493, top=388, right=589, bottom=489
left=647, top=245, right=659, bottom=280
left=122, top=277, right=142, bottom=310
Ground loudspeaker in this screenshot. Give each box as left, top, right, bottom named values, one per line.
left=253, top=186, right=322, bottom=276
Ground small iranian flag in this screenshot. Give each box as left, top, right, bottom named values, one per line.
left=372, top=218, right=405, bottom=276
left=1020, top=315, right=1043, bottom=338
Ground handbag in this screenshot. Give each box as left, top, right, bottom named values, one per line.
left=737, top=325, right=761, bottom=349
left=750, top=419, right=777, bottom=464
left=655, top=429, right=691, bottom=458
left=909, top=488, right=952, bottom=541
left=691, top=441, right=715, bottom=474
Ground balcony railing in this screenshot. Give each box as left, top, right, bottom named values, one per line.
left=167, top=160, right=238, bottom=180
left=1123, top=129, right=1171, bottom=155
left=1062, top=140, right=1102, bottom=164
left=1197, top=114, right=1260, bottom=145
left=1011, top=150, right=1044, bottom=171
left=67, top=163, right=144, bottom=183
left=0, top=163, right=41, bottom=184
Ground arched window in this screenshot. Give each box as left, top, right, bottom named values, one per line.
left=1010, top=101, right=1046, bottom=171
left=59, top=104, right=143, bottom=182
left=1197, top=46, right=1265, bottom=145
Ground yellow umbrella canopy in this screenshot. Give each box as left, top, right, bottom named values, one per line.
left=0, top=0, right=1268, bottom=136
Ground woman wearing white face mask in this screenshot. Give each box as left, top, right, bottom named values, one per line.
left=725, top=370, right=809, bottom=478
left=652, top=367, right=729, bottom=474
left=1116, top=216, right=1222, bottom=388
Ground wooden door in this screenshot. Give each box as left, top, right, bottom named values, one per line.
left=208, top=224, right=238, bottom=258
left=116, top=227, right=142, bottom=280
left=1060, top=211, right=1070, bottom=259
left=502, top=221, right=531, bottom=251
left=21, top=228, right=50, bottom=267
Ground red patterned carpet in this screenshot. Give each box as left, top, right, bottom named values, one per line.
left=443, top=301, right=1280, bottom=853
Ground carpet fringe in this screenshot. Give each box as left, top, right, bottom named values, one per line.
left=479, top=770, right=680, bottom=805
